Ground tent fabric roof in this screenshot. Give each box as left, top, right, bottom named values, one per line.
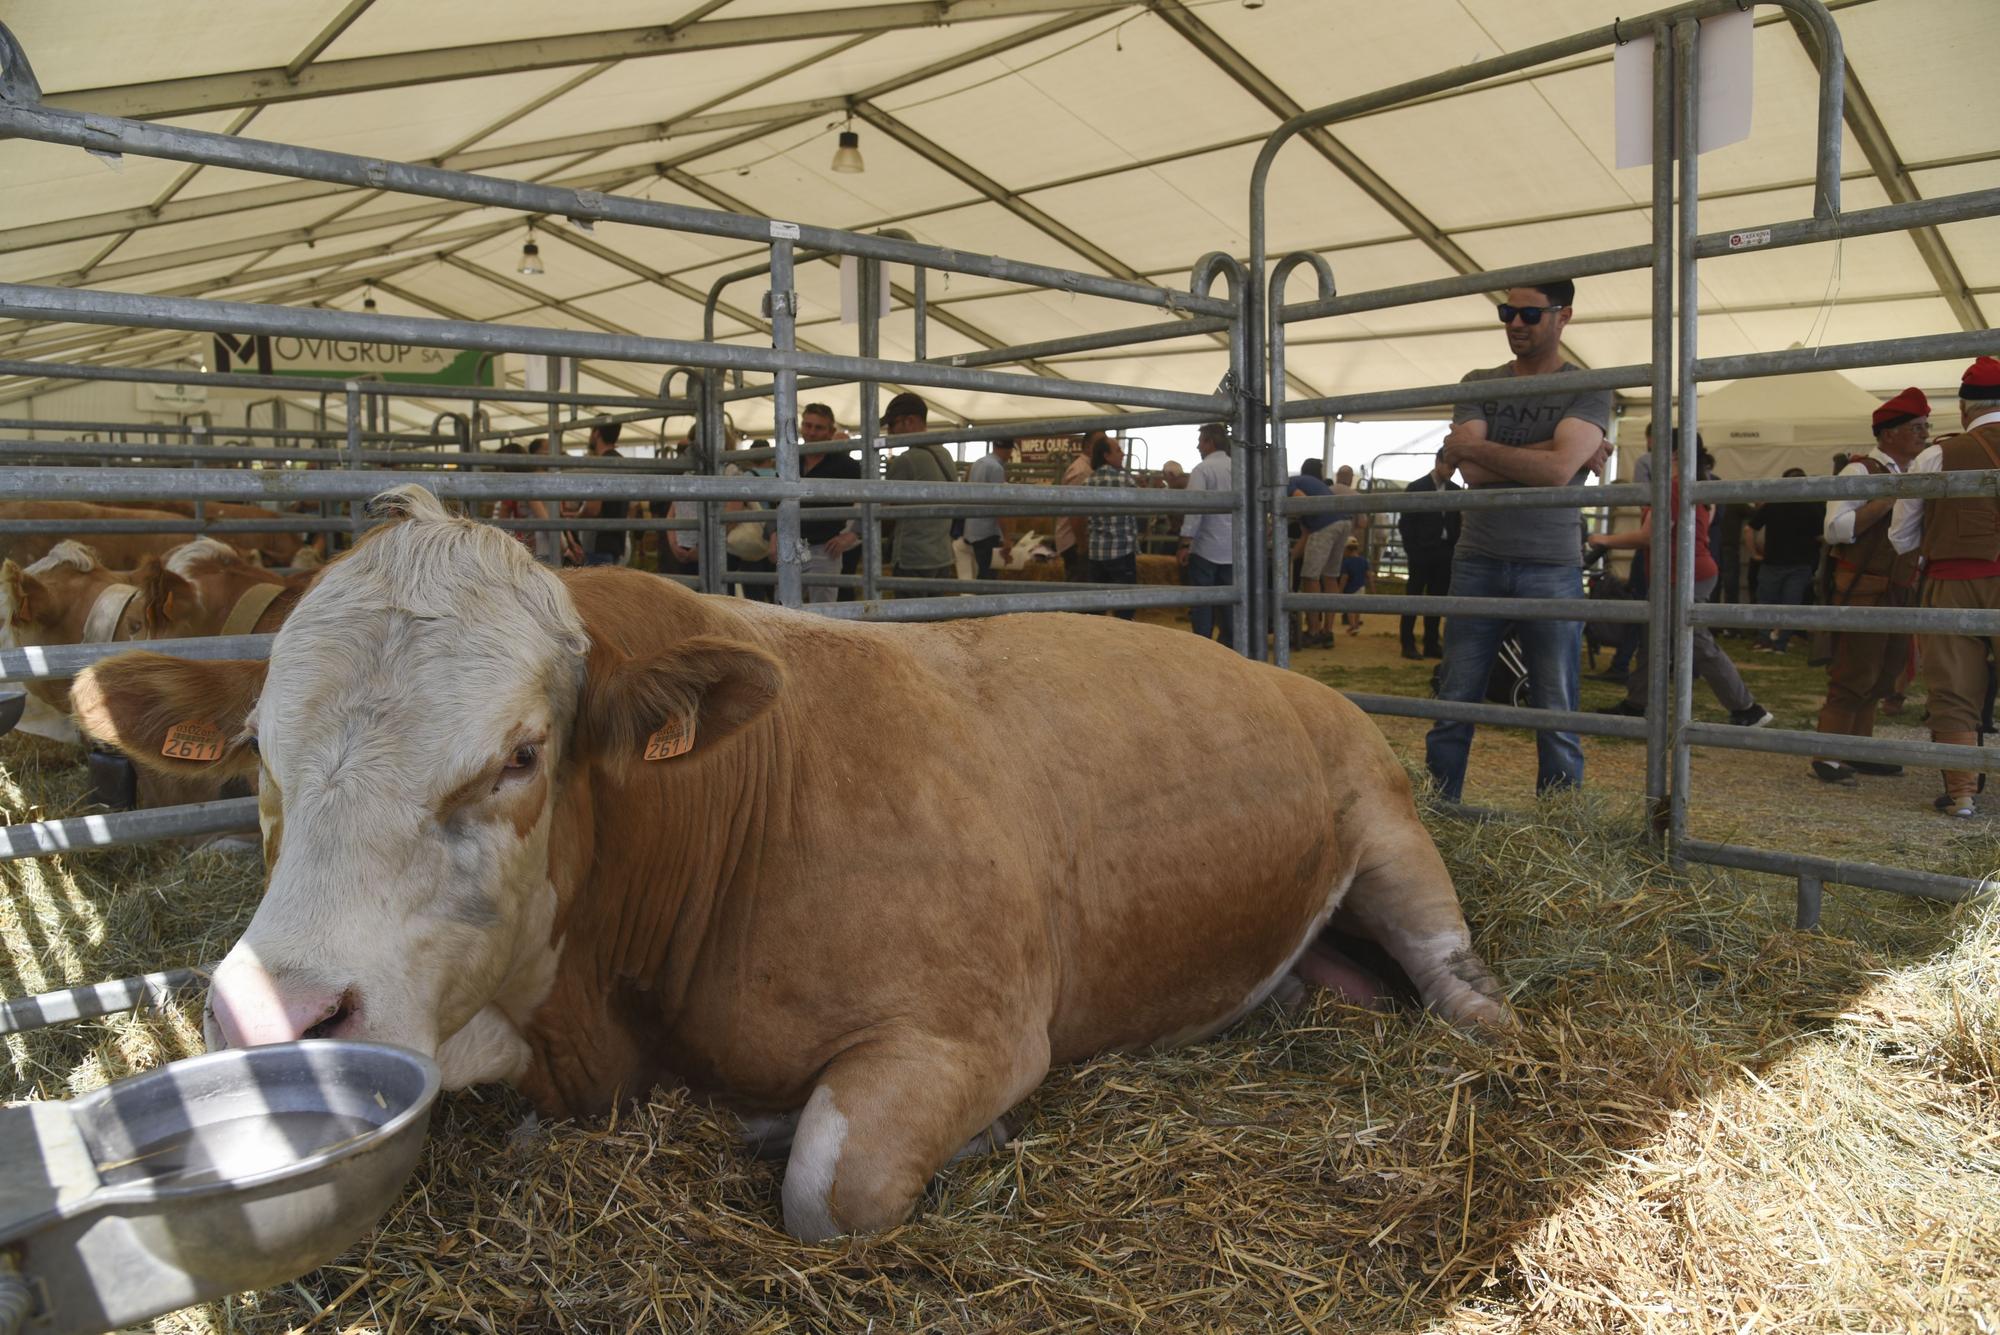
left=1, top=0, right=1995, bottom=441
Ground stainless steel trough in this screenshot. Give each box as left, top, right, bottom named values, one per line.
left=0, top=1040, right=439, bottom=1335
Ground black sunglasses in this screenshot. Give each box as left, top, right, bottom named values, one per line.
left=1497, top=303, right=1565, bottom=326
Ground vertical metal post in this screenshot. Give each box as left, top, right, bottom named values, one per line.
left=1643, top=23, right=1676, bottom=840
left=769, top=239, right=803, bottom=609
left=343, top=382, right=363, bottom=537
left=1794, top=874, right=1824, bottom=931
left=544, top=356, right=560, bottom=458
left=912, top=263, right=928, bottom=362
left=859, top=256, right=883, bottom=601
left=1265, top=299, right=1290, bottom=667
left=468, top=398, right=482, bottom=454
left=700, top=368, right=726, bottom=595
left=1669, top=19, right=1702, bottom=857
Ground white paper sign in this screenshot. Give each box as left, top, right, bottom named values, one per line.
left=1613, top=8, right=1754, bottom=170
left=523, top=355, right=573, bottom=393
left=838, top=253, right=893, bottom=326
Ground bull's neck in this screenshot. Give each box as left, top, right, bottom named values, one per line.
left=528, top=709, right=789, bottom=1113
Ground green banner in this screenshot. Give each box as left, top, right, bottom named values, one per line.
left=212, top=334, right=496, bottom=386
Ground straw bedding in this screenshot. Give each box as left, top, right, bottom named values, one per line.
left=3, top=666, right=1998, bottom=1331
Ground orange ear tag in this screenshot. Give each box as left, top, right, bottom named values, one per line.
left=161, top=721, right=226, bottom=762
left=643, top=715, right=697, bottom=762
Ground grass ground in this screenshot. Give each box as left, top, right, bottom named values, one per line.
left=2, top=610, right=1996, bottom=1333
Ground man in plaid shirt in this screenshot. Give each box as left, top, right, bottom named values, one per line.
left=1084, top=433, right=1139, bottom=620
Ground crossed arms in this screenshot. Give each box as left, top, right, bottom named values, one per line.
left=1440, top=416, right=1610, bottom=487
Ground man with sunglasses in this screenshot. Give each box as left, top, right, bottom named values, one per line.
left=1423, top=280, right=1613, bottom=803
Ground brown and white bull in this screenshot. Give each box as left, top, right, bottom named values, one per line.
left=75, top=486, right=1513, bottom=1240
left=0, top=501, right=196, bottom=570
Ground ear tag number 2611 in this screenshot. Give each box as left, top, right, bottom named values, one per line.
left=643, top=715, right=696, bottom=762
left=162, top=720, right=227, bottom=762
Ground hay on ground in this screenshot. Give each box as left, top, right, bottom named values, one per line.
left=3, top=720, right=1998, bottom=1332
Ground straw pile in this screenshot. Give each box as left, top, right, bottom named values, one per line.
left=5, top=728, right=1999, bottom=1333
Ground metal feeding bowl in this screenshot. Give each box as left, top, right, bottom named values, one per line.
left=0, top=689, right=26, bottom=737
left=0, top=1040, right=440, bottom=1335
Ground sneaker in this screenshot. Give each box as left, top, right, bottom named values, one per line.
left=1811, top=760, right=1858, bottom=785
left=1401, top=645, right=1422, bottom=660
left=1936, top=793, right=1977, bottom=818
left=1595, top=700, right=1646, bottom=718
left=1851, top=761, right=1904, bottom=777
left=1728, top=704, right=1775, bottom=728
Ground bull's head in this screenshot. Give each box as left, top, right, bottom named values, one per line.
left=74, top=486, right=780, bottom=1088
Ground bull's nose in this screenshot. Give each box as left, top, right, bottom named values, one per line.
left=207, top=957, right=352, bottom=1048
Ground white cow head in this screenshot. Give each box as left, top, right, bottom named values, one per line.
left=73, top=486, right=780, bottom=1088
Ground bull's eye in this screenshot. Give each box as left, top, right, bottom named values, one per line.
left=496, top=743, right=540, bottom=789
left=245, top=735, right=260, bottom=756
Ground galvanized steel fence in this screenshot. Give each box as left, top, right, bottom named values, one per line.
left=0, top=2, right=1995, bottom=925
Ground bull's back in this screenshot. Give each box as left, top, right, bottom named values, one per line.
left=752, top=608, right=1361, bottom=1062
left=0, top=502, right=189, bottom=568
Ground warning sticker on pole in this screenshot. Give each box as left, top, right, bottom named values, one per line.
left=1726, top=229, right=1772, bottom=251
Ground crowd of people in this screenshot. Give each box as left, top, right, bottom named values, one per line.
left=1398, top=275, right=1998, bottom=820
left=486, top=299, right=1996, bottom=819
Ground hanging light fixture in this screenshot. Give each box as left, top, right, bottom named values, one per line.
left=362, top=287, right=377, bottom=312
left=518, top=225, right=544, bottom=277
left=831, top=120, right=865, bottom=175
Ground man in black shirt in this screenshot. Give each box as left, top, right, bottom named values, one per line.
left=1397, top=447, right=1460, bottom=660
left=800, top=403, right=863, bottom=605
left=1747, top=466, right=1822, bottom=653
left=565, top=418, right=630, bottom=565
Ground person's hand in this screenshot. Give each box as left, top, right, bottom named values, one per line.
left=826, top=530, right=860, bottom=557
left=1176, top=540, right=1191, bottom=569
left=1585, top=532, right=1608, bottom=549
left=1586, top=438, right=1613, bottom=477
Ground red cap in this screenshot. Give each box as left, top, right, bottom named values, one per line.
left=1871, top=386, right=1930, bottom=431
left=1962, top=357, right=2000, bottom=398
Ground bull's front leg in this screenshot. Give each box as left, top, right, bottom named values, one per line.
left=781, top=1028, right=1046, bottom=1240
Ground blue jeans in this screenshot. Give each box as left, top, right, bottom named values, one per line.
left=1754, top=561, right=1815, bottom=649
left=1424, top=554, right=1585, bottom=803
left=1186, top=553, right=1234, bottom=649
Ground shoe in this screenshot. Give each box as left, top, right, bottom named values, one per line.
left=1936, top=792, right=1977, bottom=818
left=1596, top=700, right=1646, bottom=718
left=1881, top=695, right=1906, bottom=718
left=1592, top=670, right=1631, bottom=684
left=1751, top=641, right=1778, bottom=654
left=1728, top=704, right=1774, bottom=728
left=1423, top=646, right=1444, bottom=659
left=1850, top=761, right=1904, bottom=777
left=1811, top=760, right=1858, bottom=785
left=1401, top=646, right=1422, bottom=660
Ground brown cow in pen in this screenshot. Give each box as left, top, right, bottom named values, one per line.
left=75, top=485, right=1514, bottom=1240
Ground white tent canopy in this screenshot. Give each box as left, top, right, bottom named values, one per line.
left=0, top=0, right=1995, bottom=443
left=1684, top=368, right=1886, bottom=479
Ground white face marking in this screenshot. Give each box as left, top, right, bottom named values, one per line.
left=782, top=1086, right=850, bottom=1242
left=212, top=493, right=588, bottom=1067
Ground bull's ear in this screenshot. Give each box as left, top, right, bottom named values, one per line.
left=1, top=560, right=52, bottom=630
left=134, top=558, right=195, bottom=635
left=580, top=636, right=781, bottom=764
left=72, top=652, right=266, bottom=778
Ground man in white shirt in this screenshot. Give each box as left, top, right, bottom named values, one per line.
left=963, top=438, right=1015, bottom=580
left=1809, top=387, right=1928, bottom=784
left=1176, top=423, right=1235, bottom=649
left=1889, top=357, right=2000, bottom=816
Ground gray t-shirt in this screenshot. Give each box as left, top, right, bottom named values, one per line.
left=1451, top=361, right=1612, bottom=566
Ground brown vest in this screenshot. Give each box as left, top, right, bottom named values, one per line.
left=1831, top=454, right=1920, bottom=589
left=1919, top=423, right=2000, bottom=565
